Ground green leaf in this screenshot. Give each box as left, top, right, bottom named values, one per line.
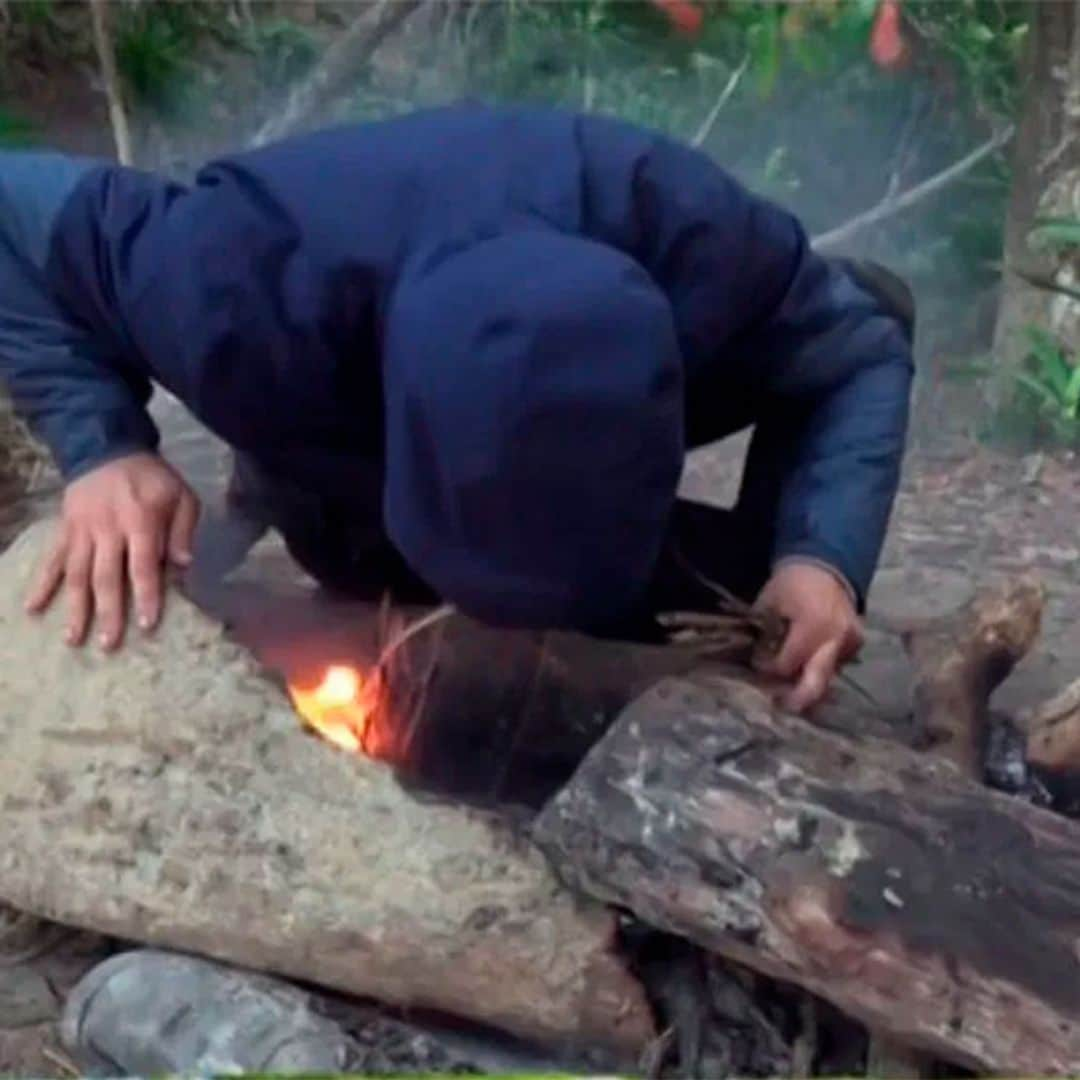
left=1065, top=360, right=1080, bottom=415
left=1031, top=216, right=1080, bottom=250
left=1024, top=326, right=1072, bottom=400
left=1015, top=371, right=1065, bottom=412
left=747, top=10, right=781, bottom=98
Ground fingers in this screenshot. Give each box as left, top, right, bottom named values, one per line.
left=92, top=533, right=127, bottom=651
left=63, top=535, right=93, bottom=647
left=785, top=639, right=841, bottom=714
left=128, top=527, right=163, bottom=632
left=25, top=531, right=66, bottom=614
left=757, top=617, right=815, bottom=679
left=167, top=491, right=199, bottom=567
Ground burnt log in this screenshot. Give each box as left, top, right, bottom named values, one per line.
left=0, top=521, right=654, bottom=1058
left=533, top=675, right=1080, bottom=1074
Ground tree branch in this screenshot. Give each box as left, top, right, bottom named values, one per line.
left=250, top=0, right=424, bottom=149
left=88, top=0, right=133, bottom=166
left=691, top=54, right=750, bottom=149
left=812, top=125, right=1015, bottom=253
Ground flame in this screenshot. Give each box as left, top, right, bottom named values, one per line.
left=288, top=664, right=383, bottom=756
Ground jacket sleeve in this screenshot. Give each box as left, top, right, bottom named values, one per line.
left=575, top=114, right=914, bottom=605
left=733, top=246, right=913, bottom=608
left=0, top=153, right=158, bottom=482
left=0, top=282, right=159, bottom=482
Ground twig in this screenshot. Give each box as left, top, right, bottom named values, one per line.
left=42, top=1047, right=79, bottom=1079
left=88, top=0, right=133, bottom=165
left=250, top=0, right=424, bottom=148
left=396, top=610, right=448, bottom=763
left=1009, top=262, right=1080, bottom=304
left=692, top=53, right=750, bottom=149
left=374, top=602, right=455, bottom=676
left=812, top=125, right=1015, bottom=252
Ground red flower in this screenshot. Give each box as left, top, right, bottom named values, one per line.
left=650, top=0, right=704, bottom=38
left=870, top=0, right=910, bottom=70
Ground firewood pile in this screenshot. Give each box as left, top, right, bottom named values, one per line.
left=1, top=515, right=1080, bottom=1077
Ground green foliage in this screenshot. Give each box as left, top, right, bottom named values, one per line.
left=114, top=3, right=200, bottom=118
left=1030, top=216, right=1080, bottom=252
left=0, top=109, right=36, bottom=148
left=244, top=18, right=319, bottom=89
left=905, top=0, right=1028, bottom=116
left=1001, top=215, right=1080, bottom=447
left=17, top=0, right=54, bottom=29
left=1015, top=325, right=1080, bottom=440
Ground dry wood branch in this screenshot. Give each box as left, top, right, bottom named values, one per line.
left=902, top=575, right=1044, bottom=777
left=88, top=0, right=133, bottom=166
left=533, top=675, right=1080, bottom=1074
left=812, top=126, right=1014, bottom=253
left=250, top=0, right=423, bottom=148
left=691, top=54, right=750, bottom=149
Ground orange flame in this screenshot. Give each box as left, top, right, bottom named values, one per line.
left=288, top=664, right=383, bottom=756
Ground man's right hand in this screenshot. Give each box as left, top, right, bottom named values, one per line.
left=26, top=452, right=200, bottom=650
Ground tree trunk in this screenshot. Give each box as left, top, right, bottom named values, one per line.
left=0, top=520, right=654, bottom=1060
left=533, top=675, right=1080, bottom=1074
left=992, top=0, right=1080, bottom=403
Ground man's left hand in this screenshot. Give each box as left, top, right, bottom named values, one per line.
left=753, top=562, right=863, bottom=713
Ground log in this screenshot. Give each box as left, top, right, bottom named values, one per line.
left=186, top=539, right=761, bottom=810
left=902, top=576, right=1044, bottom=776
left=533, top=675, right=1080, bottom=1074
left=871, top=579, right=1044, bottom=1074
left=0, top=520, right=654, bottom=1058
left=1020, top=677, right=1080, bottom=773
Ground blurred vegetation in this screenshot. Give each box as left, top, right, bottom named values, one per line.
left=0, top=0, right=1055, bottom=447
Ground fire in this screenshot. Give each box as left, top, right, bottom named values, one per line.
left=288, top=663, right=382, bottom=756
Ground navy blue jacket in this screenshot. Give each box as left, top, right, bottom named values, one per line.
left=0, top=105, right=912, bottom=628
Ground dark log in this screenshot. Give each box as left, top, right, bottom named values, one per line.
left=187, top=539, right=761, bottom=810
left=533, top=675, right=1080, bottom=1074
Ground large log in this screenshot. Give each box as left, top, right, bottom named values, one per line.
left=533, top=676, right=1080, bottom=1074
left=0, top=521, right=654, bottom=1058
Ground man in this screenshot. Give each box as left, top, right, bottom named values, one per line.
left=0, top=104, right=914, bottom=712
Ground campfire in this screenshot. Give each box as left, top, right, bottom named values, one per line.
left=2, top=518, right=1080, bottom=1078
left=288, top=663, right=383, bottom=757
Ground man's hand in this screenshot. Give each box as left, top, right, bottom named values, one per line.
left=26, top=453, right=199, bottom=650
left=753, top=562, right=863, bottom=713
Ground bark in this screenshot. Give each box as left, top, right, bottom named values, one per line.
left=0, top=520, right=654, bottom=1059
left=533, top=675, right=1080, bottom=1074
left=992, top=0, right=1080, bottom=403
left=902, top=576, right=1044, bottom=776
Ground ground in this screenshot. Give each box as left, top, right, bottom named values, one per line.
left=0, top=399, right=1077, bottom=1074
left=684, top=433, right=1080, bottom=720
